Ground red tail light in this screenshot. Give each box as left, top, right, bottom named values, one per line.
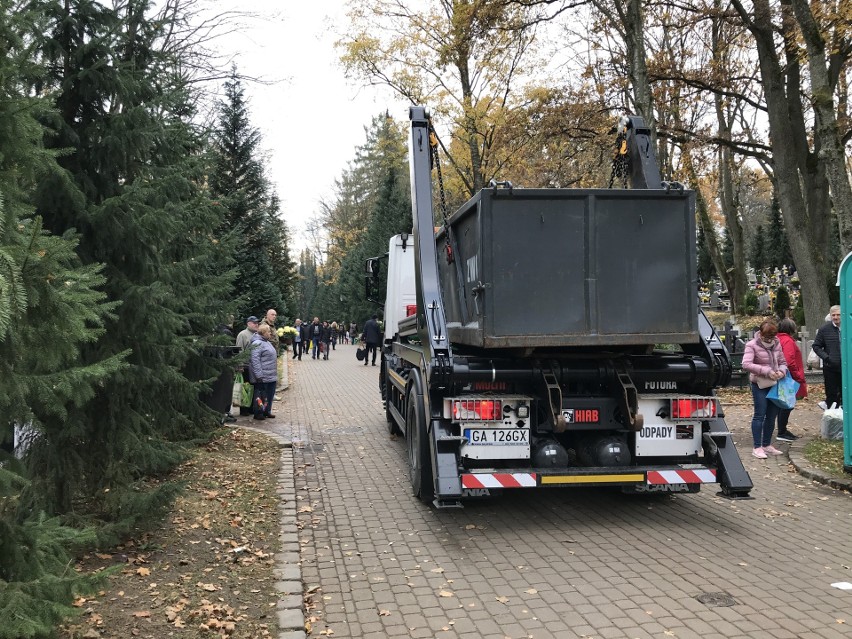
left=406, top=304, right=417, bottom=317
left=670, top=398, right=717, bottom=419
left=479, top=400, right=496, bottom=420
left=452, top=399, right=503, bottom=421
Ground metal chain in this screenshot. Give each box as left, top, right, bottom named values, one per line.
left=428, top=122, right=454, bottom=263
left=608, top=128, right=630, bottom=189
left=429, top=125, right=450, bottom=224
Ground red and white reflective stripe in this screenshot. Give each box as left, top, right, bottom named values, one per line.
left=647, top=469, right=717, bottom=485
left=462, top=473, right=538, bottom=489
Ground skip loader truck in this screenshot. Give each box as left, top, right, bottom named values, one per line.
left=365, top=106, right=753, bottom=508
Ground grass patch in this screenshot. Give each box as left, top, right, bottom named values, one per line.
left=803, top=439, right=848, bottom=478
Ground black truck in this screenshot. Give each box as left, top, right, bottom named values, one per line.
left=366, top=106, right=752, bottom=508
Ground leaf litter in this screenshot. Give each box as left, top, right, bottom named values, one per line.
left=59, top=428, right=281, bottom=638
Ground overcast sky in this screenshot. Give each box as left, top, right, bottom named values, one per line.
left=215, top=2, right=403, bottom=251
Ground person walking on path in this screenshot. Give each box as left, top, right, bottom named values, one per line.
left=292, top=319, right=303, bottom=360
left=320, top=321, right=332, bottom=360
left=812, top=305, right=842, bottom=409
left=742, top=319, right=788, bottom=459
left=362, top=314, right=382, bottom=366
left=308, top=317, right=322, bottom=360
left=776, top=318, right=807, bottom=442
left=330, top=321, right=339, bottom=350
left=299, top=319, right=310, bottom=357
left=248, top=324, right=278, bottom=420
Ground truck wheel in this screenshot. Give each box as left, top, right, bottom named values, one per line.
left=381, top=363, right=402, bottom=435
left=406, top=388, right=434, bottom=503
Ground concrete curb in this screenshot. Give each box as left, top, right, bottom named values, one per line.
left=237, top=425, right=306, bottom=639
left=786, top=437, right=852, bottom=493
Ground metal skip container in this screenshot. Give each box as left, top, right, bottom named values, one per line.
left=435, top=187, right=699, bottom=349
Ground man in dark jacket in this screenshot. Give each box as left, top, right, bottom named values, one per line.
left=813, top=305, right=842, bottom=408
left=362, top=314, right=382, bottom=366
left=308, top=317, right=322, bottom=360
left=320, top=321, right=332, bottom=360
left=299, top=319, right=311, bottom=355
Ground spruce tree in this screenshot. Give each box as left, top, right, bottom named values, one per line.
left=0, top=207, right=118, bottom=639
left=749, top=225, right=766, bottom=271
left=32, top=0, right=235, bottom=529
left=722, top=227, right=734, bottom=271
left=210, top=69, right=291, bottom=320
left=267, top=193, right=298, bottom=315
left=296, top=249, right=319, bottom=319
left=0, top=3, right=121, bottom=632
left=328, top=163, right=411, bottom=324
left=696, top=225, right=714, bottom=283
left=315, top=113, right=409, bottom=322
left=765, top=197, right=793, bottom=269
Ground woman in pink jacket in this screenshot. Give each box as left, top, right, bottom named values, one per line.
left=741, top=319, right=788, bottom=459
left=776, top=318, right=807, bottom=441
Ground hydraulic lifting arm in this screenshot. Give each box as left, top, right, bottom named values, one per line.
left=408, top=107, right=452, bottom=384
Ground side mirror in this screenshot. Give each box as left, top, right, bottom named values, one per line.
left=365, top=258, right=380, bottom=278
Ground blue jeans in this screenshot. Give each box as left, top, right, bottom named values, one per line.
left=750, top=382, right=780, bottom=447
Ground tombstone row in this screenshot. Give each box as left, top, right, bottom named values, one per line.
left=719, top=320, right=821, bottom=370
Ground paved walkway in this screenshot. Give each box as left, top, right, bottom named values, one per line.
left=243, top=344, right=852, bottom=639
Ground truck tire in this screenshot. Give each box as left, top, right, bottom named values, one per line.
left=381, top=362, right=402, bottom=435
left=406, top=385, right=434, bottom=503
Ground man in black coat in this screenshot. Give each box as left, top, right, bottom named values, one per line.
left=362, top=314, right=382, bottom=366
left=308, top=317, right=322, bottom=360
left=813, top=305, right=842, bottom=408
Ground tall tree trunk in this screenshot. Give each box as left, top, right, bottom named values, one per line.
left=716, top=144, right=748, bottom=314
left=731, top=0, right=830, bottom=332
left=710, top=8, right=748, bottom=314
left=624, top=0, right=657, bottom=152
left=457, top=59, right=484, bottom=195
left=790, top=0, right=852, bottom=255
left=683, top=151, right=732, bottom=305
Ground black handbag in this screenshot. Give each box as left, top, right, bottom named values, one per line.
left=356, top=346, right=367, bottom=361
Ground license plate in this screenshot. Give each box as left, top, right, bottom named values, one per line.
left=638, top=425, right=676, bottom=439
left=464, top=428, right=529, bottom=445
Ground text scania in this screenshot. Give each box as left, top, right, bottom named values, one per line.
left=640, top=426, right=674, bottom=439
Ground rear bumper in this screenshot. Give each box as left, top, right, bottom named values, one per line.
left=460, top=466, right=717, bottom=490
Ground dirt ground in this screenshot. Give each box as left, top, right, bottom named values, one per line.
left=59, top=428, right=282, bottom=639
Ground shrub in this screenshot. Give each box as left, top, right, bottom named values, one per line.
left=793, top=296, right=805, bottom=327
left=774, top=286, right=791, bottom=314
left=744, top=292, right=759, bottom=315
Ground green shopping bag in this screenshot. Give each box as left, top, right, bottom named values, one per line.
left=239, top=373, right=253, bottom=408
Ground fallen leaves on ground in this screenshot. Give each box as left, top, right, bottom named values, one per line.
left=59, top=428, right=281, bottom=639
left=804, top=439, right=846, bottom=477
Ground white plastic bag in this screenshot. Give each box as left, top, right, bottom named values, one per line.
left=820, top=406, right=844, bottom=440
left=232, top=372, right=244, bottom=407
left=807, top=348, right=821, bottom=369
